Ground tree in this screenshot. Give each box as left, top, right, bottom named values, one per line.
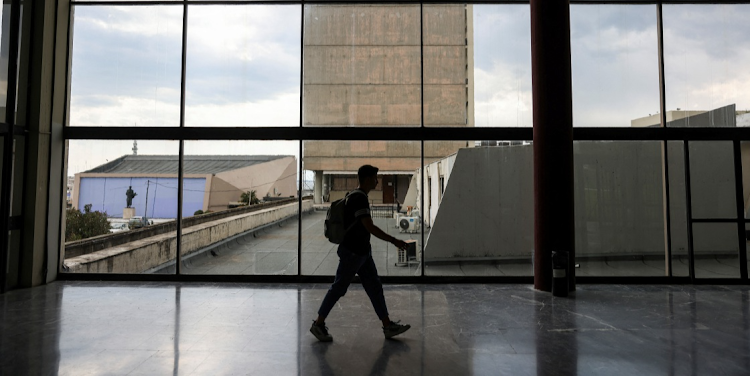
left=65, top=204, right=110, bottom=241
left=240, top=190, right=261, bottom=205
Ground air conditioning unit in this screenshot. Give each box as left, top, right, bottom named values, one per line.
left=394, top=212, right=406, bottom=228
left=395, top=240, right=419, bottom=267
left=398, top=216, right=420, bottom=233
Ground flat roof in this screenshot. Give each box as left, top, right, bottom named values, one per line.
left=84, top=155, right=291, bottom=175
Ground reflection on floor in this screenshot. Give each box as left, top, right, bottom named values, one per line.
left=2, top=281, right=749, bottom=375
left=162, top=210, right=744, bottom=278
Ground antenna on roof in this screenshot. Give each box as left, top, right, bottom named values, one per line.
left=132, top=122, right=138, bottom=155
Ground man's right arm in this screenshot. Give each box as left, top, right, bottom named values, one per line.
left=361, top=217, right=407, bottom=250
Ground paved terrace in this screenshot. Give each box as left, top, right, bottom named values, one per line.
left=156, top=210, right=747, bottom=278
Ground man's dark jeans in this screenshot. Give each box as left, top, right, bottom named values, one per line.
left=317, top=245, right=389, bottom=320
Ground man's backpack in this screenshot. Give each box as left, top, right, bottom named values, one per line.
left=324, top=190, right=365, bottom=244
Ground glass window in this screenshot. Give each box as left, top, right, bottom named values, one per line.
left=423, top=4, right=471, bottom=128
left=574, top=141, right=667, bottom=276
left=69, top=6, right=183, bottom=127
left=688, top=141, right=736, bottom=219
left=0, top=3, right=9, bottom=121
left=472, top=4, right=532, bottom=128
left=667, top=141, right=689, bottom=276
left=63, top=140, right=179, bottom=274
left=185, top=5, right=301, bottom=127
left=663, top=5, right=750, bottom=128
left=740, top=141, right=750, bottom=223
left=302, top=4, right=421, bottom=127
left=571, top=5, right=660, bottom=128
left=424, top=140, right=533, bottom=276
left=175, top=140, right=300, bottom=275
left=693, top=223, right=740, bottom=279
left=301, top=140, right=433, bottom=276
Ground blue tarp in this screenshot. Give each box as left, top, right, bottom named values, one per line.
left=77, top=177, right=206, bottom=218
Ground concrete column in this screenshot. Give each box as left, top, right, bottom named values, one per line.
left=314, top=170, right=323, bottom=204
left=531, top=0, right=575, bottom=292
left=10, top=0, right=66, bottom=288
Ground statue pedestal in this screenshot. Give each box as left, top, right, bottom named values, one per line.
left=123, top=207, right=136, bottom=219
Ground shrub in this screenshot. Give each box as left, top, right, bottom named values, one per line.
left=65, top=204, right=110, bottom=241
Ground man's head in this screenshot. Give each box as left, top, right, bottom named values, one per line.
left=357, top=165, right=379, bottom=192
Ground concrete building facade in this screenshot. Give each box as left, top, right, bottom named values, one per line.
left=302, top=4, right=474, bottom=204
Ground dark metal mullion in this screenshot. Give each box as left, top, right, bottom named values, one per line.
left=297, top=141, right=302, bottom=276
left=0, top=0, right=22, bottom=293
left=63, top=126, right=750, bottom=142
left=297, top=3, right=303, bottom=277
left=70, top=1, right=750, bottom=6
left=733, top=140, right=747, bottom=279
left=691, top=218, right=743, bottom=223
left=176, top=2, right=189, bottom=276
left=420, top=2, right=424, bottom=278
left=656, top=2, right=672, bottom=277
left=683, top=140, right=695, bottom=282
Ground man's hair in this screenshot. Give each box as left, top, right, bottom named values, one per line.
left=358, top=165, right=379, bottom=184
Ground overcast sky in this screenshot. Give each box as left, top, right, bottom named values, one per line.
left=67, top=4, right=750, bottom=175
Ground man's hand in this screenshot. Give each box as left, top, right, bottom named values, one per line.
left=361, top=217, right=408, bottom=249
left=391, top=238, right=408, bottom=250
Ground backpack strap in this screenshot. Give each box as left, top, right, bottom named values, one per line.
left=343, top=189, right=366, bottom=233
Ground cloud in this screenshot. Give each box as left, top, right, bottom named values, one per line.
left=70, top=88, right=299, bottom=128
left=70, top=92, right=181, bottom=127
left=473, top=5, right=530, bottom=72
left=184, top=5, right=302, bottom=104
left=663, top=4, right=750, bottom=112
left=70, top=5, right=301, bottom=125
left=474, top=63, right=532, bottom=128
left=570, top=5, right=661, bottom=127
left=473, top=5, right=532, bottom=128
left=185, top=90, right=300, bottom=127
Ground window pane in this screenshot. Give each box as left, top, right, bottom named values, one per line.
left=667, top=141, right=689, bottom=276
left=571, top=5, right=659, bottom=128
left=424, top=141, right=533, bottom=276
left=185, top=5, right=301, bottom=127
left=693, top=223, right=740, bottom=279
left=63, top=140, right=179, bottom=274
left=664, top=5, right=750, bottom=128
left=688, top=141, right=736, bottom=219
left=174, top=141, right=300, bottom=275
left=423, top=4, right=471, bottom=128
left=740, top=141, right=750, bottom=220
left=574, top=141, right=667, bottom=276
left=473, top=4, right=532, bottom=128
left=301, top=140, right=451, bottom=276
left=0, top=3, right=9, bottom=121
left=69, top=6, right=183, bottom=127
left=302, top=5, right=420, bottom=127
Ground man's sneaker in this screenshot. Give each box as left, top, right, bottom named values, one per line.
left=383, top=320, right=411, bottom=339
left=310, top=321, right=333, bottom=342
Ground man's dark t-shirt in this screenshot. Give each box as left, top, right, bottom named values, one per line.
left=341, top=190, right=371, bottom=255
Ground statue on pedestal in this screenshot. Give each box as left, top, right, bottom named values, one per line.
left=126, top=186, right=137, bottom=208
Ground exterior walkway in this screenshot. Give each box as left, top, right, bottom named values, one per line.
left=167, top=210, right=746, bottom=278
left=2, top=281, right=749, bottom=375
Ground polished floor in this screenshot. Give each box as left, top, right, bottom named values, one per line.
left=2, top=282, right=750, bottom=375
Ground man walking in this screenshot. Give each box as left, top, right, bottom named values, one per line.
left=311, top=165, right=411, bottom=342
